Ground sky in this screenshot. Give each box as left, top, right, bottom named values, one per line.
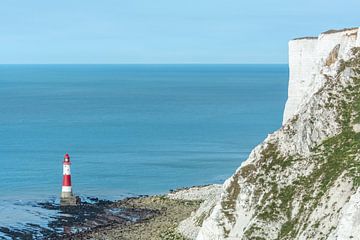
left=0, top=0, right=359, bottom=64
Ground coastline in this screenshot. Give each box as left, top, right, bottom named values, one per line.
left=76, top=184, right=222, bottom=240
left=1, top=185, right=221, bottom=239
left=0, top=64, right=288, bottom=239
left=78, top=195, right=200, bottom=240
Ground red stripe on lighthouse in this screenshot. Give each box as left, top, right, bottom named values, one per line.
left=63, top=175, right=72, bottom=186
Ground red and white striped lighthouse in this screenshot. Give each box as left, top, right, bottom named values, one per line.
left=60, top=153, right=77, bottom=206
left=62, top=153, right=72, bottom=196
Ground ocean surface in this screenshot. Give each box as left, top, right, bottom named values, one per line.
left=0, top=64, right=288, bottom=236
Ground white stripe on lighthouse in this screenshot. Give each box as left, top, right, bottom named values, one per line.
left=62, top=186, right=72, bottom=192
left=63, top=165, right=71, bottom=175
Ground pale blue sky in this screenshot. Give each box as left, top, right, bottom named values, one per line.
left=0, top=0, right=359, bottom=64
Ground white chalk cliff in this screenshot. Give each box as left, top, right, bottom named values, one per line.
left=283, top=28, right=360, bottom=124
left=179, top=27, right=360, bottom=240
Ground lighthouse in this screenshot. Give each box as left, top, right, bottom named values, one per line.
left=60, top=153, right=78, bottom=206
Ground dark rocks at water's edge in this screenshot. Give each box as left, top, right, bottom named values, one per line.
left=0, top=194, right=201, bottom=240
left=46, top=198, right=160, bottom=239
left=0, top=196, right=160, bottom=240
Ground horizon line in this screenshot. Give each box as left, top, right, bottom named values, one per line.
left=0, top=62, right=288, bottom=65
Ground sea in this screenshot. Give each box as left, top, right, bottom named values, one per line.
left=0, top=64, right=288, bottom=237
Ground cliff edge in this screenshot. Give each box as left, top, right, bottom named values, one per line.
left=283, top=27, right=359, bottom=124
left=180, top=27, right=360, bottom=240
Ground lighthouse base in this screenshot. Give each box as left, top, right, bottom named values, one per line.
left=60, top=193, right=78, bottom=206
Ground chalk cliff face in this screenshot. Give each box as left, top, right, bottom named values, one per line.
left=283, top=28, right=359, bottom=124
left=180, top=27, right=360, bottom=240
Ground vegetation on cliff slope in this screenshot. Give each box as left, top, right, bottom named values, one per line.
left=240, top=48, right=360, bottom=240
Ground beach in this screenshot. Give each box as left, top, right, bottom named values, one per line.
left=1, top=185, right=222, bottom=239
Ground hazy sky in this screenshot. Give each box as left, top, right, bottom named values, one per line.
left=0, top=0, right=359, bottom=64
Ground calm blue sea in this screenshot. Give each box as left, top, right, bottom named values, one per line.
left=0, top=64, right=288, bottom=234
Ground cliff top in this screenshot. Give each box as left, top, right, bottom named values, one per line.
left=291, top=27, right=359, bottom=41
left=322, top=27, right=358, bottom=35
left=292, top=36, right=318, bottom=41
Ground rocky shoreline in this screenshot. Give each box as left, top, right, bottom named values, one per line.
left=1, top=185, right=221, bottom=240
left=80, top=196, right=201, bottom=240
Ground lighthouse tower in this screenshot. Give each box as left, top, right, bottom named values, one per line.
left=60, top=153, right=78, bottom=206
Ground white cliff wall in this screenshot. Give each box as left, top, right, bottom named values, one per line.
left=283, top=28, right=359, bottom=124
left=185, top=27, right=360, bottom=240
left=283, top=38, right=318, bottom=124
